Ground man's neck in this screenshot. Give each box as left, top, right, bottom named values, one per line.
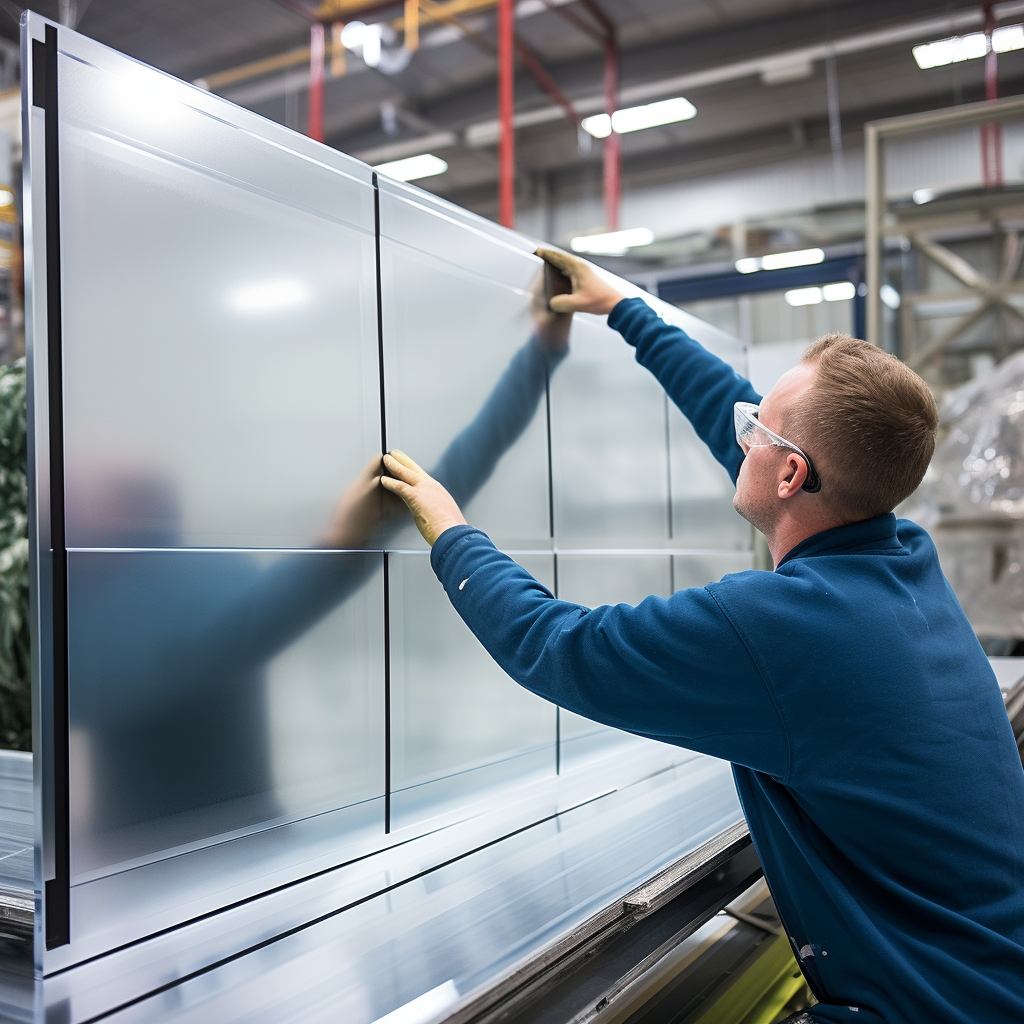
left=766, top=513, right=844, bottom=569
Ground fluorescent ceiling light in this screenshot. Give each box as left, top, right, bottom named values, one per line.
left=822, top=281, right=856, bottom=301
left=785, top=281, right=854, bottom=306
left=582, top=97, right=696, bottom=139
left=738, top=248, right=825, bottom=273
left=341, top=20, right=383, bottom=67
left=912, top=187, right=937, bottom=205
left=785, top=287, right=823, bottom=307
left=0, top=191, right=13, bottom=208
left=913, top=24, right=1024, bottom=69
left=880, top=284, right=902, bottom=310
left=762, top=247, right=824, bottom=270
left=374, top=153, right=449, bottom=181
left=570, top=227, right=655, bottom=256
left=229, top=279, right=310, bottom=313
left=760, top=59, right=814, bottom=85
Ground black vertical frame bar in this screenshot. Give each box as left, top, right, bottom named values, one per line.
left=372, top=172, right=391, bottom=834
left=545, top=369, right=560, bottom=774
left=34, top=24, right=70, bottom=949
left=544, top=368, right=555, bottom=542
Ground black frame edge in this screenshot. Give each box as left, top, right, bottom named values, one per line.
left=36, top=22, right=70, bottom=950
left=372, top=172, right=391, bottom=835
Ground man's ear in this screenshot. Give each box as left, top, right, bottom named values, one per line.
left=777, top=452, right=808, bottom=499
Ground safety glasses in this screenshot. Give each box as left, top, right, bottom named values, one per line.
left=733, top=402, right=821, bottom=493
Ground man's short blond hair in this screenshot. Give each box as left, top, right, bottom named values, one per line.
left=790, top=334, right=938, bottom=523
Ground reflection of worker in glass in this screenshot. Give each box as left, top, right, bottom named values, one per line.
left=381, top=248, right=1024, bottom=1024
left=76, top=281, right=571, bottom=869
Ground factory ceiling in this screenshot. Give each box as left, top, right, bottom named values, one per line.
left=7, top=1, right=1024, bottom=242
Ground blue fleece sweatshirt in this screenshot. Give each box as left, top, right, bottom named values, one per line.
left=429, top=298, right=1024, bottom=1024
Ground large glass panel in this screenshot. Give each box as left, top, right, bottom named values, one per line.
left=379, top=181, right=552, bottom=551
left=57, top=50, right=381, bottom=549
left=389, top=552, right=556, bottom=827
left=654, top=301, right=752, bottom=552
left=668, top=408, right=752, bottom=551
left=66, top=550, right=385, bottom=883
left=555, top=554, right=673, bottom=769
left=671, top=551, right=755, bottom=590
left=549, top=313, right=671, bottom=548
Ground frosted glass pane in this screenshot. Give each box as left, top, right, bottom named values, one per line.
left=555, top=554, right=672, bottom=768
left=58, top=52, right=381, bottom=549
left=668, top=407, right=752, bottom=551
left=549, top=314, right=671, bottom=547
left=379, top=186, right=551, bottom=550
left=389, top=552, right=556, bottom=826
left=672, top=552, right=755, bottom=590
left=67, top=550, right=384, bottom=882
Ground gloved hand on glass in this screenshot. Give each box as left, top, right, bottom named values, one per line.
left=380, top=450, right=467, bottom=546
left=534, top=246, right=626, bottom=316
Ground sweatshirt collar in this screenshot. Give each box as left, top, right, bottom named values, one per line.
left=775, top=512, right=901, bottom=570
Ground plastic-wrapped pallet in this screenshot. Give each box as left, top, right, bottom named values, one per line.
left=905, top=350, right=1024, bottom=639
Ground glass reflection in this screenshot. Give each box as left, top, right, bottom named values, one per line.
left=65, top=267, right=571, bottom=878
left=668, top=406, right=753, bottom=551
left=556, top=555, right=673, bottom=769
left=549, top=315, right=672, bottom=547
left=380, top=189, right=564, bottom=549
left=389, top=553, right=557, bottom=828
left=58, top=51, right=381, bottom=551
left=67, top=550, right=385, bottom=880
left=378, top=248, right=567, bottom=823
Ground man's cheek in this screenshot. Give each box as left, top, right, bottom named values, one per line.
left=735, top=455, right=749, bottom=489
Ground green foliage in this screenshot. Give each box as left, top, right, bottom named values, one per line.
left=0, top=357, right=29, bottom=750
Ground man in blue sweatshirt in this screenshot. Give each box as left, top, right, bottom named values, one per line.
left=380, top=248, right=1024, bottom=1024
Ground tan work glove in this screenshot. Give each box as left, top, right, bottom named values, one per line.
left=534, top=247, right=626, bottom=316
left=380, top=451, right=468, bottom=546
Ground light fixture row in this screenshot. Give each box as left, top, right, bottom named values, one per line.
left=913, top=23, right=1024, bottom=69
left=372, top=95, right=696, bottom=182
left=785, top=282, right=856, bottom=306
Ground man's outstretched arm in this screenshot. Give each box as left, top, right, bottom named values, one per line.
left=536, top=248, right=760, bottom=483
left=380, top=452, right=789, bottom=777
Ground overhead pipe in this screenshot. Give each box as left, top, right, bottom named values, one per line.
left=405, top=0, right=420, bottom=51
left=545, top=0, right=619, bottom=230
left=309, top=21, right=326, bottom=141
left=982, top=0, right=1004, bottom=186
left=600, top=18, right=620, bottom=230
left=498, top=0, right=515, bottom=227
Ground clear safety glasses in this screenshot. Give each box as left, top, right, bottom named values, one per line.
left=733, top=401, right=821, bottom=493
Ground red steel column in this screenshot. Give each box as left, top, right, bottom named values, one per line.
left=498, top=0, right=515, bottom=227
left=602, top=30, right=619, bottom=230
left=309, top=21, right=325, bottom=142
left=982, top=0, right=1003, bottom=186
